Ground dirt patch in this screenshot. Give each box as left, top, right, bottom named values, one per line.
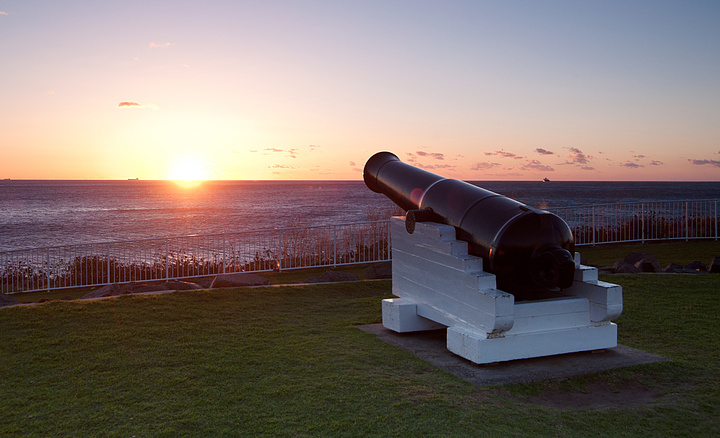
left=520, top=380, right=664, bottom=410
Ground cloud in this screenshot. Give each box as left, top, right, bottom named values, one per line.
left=621, top=162, right=643, bottom=168
left=118, top=101, right=158, bottom=110
left=263, top=148, right=284, bottom=153
left=485, top=150, right=523, bottom=159
left=521, top=160, right=555, bottom=172
left=349, top=161, right=356, bottom=167
left=566, top=147, right=590, bottom=165
left=580, top=166, right=595, bottom=171
left=649, top=160, right=664, bottom=166
left=47, top=91, right=55, bottom=95
left=269, top=164, right=293, bottom=169
left=470, top=162, right=500, bottom=171
left=416, top=151, right=445, bottom=160
left=633, top=154, right=646, bottom=160
left=535, top=148, right=555, bottom=155
left=416, top=163, right=454, bottom=170
left=688, top=159, right=720, bottom=168
left=0, top=11, right=8, bottom=15
left=149, top=42, right=175, bottom=48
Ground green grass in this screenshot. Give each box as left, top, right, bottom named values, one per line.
left=2, top=267, right=719, bottom=436
left=578, top=239, right=719, bottom=268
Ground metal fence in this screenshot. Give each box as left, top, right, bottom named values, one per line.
left=550, top=199, right=719, bottom=246
left=2, top=199, right=719, bottom=295
left=1, top=221, right=391, bottom=294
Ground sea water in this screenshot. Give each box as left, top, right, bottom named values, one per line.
left=1, top=179, right=718, bottom=251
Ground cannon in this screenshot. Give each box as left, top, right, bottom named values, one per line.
left=364, top=151, right=576, bottom=299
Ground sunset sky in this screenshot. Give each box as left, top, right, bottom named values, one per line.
left=1, top=0, right=719, bottom=181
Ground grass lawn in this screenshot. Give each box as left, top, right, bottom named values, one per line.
left=1, top=243, right=719, bottom=436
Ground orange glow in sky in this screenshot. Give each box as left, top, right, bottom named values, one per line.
left=1, top=1, right=719, bottom=181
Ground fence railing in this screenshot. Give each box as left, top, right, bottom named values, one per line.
left=550, top=199, right=719, bottom=246
left=2, top=199, right=719, bottom=295
left=1, top=221, right=391, bottom=294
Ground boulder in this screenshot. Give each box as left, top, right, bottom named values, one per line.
left=81, top=284, right=122, bottom=299
left=684, top=261, right=707, bottom=272
left=623, top=252, right=646, bottom=265
left=633, top=253, right=661, bottom=273
left=663, top=262, right=684, bottom=273
left=210, top=273, right=270, bottom=288
left=613, top=260, right=640, bottom=274
left=162, top=280, right=203, bottom=290
left=365, top=261, right=392, bottom=279
left=119, top=283, right=170, bottom=294
left=708, top=257, right=720, bottom=274
left=0, top=293, right=20, bottom=308
left=306, top=271, right=362, bottom=283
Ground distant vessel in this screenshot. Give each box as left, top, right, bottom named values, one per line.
left=543, top=177, right=550, bottom=183
left=127, top=178, right=139, bottom=181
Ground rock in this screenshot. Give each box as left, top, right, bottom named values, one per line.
left=119, top=283, right=170, bottom=294
left=81, top=284, right=122, bottom=299
left=0, top=293, right=20, bottom=308
left=365, top=261, right=392, bottom=279
left=623, top=252, right=646, bottom=265
left=162, top=280, right=203, bottom=290
left=210, top=273, right=270, bottom=288
left=612, top=260, right=640, bottom=274
left=306, top=271, right=362, bottom=283
left=708, top=257, right=720, bottom=273
left=684, top=261, right=707, bottom=272
left=663, top=262, right=684, bottom=273
left=633, top=253, right=661, bottom=273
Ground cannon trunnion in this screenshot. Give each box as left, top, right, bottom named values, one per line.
left=364, top=151, right=575, bottom=299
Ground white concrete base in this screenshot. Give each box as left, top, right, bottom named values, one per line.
left=385, top=217, right=622, bottom=364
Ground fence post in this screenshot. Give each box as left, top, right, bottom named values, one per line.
left=278, top=229, right=283, bottom=272
left=165, top=239, right=170, bottom=280
left=333, top=226, right=338, bottom=267
left=685, top=201, right=689, bottom=242
left=107, top=243, right=111, bottom=285
left=592, top=207, right=596, bottom=246
left=46, top=247, right=50, bottom=292
left=715, top=200, right=718, bottom=241
left=222, top=235, right=226, bottom=274
left=641, top=202, right=645, bottom=244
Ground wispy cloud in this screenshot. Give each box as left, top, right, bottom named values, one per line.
left=535, top=148, right=554, bottom=155
left=486, top=150, right=521, bottom=159
left=470, top=162, right=500, bottom=171
left=521, top=160, right=555, bottom=172
left=269, top=164, right=293, bottom=169
left=621, top=162, right=643, bottom=168
left=688, top=159, right=720, bottom=168
left=263, top=148, right=284, bottom=153
left=649, top=160, right=664, bottom=166
left=566, top=147, right=590, bottom=165
left=0, top=11, right=8, bottom=16
left=118, top=101, right=158, bottom=110
left=416, top=163, right=454, bottom=170
left=149, top=42, right=175, bottom=48
left=416, top=151, right=445, bottom=160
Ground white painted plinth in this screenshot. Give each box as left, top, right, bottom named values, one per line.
left=385, top=217, right=622, bottom=364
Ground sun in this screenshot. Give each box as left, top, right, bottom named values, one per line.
left=168, top=158, right=207, bottom=182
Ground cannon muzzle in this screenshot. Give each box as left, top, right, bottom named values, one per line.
left=364, top=151, right=575, bottom=299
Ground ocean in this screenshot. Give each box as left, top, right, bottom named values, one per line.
left=1, top=179, right=719, bottom=252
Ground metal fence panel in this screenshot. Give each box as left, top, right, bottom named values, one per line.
left=1, top=221, right=392, bottom=294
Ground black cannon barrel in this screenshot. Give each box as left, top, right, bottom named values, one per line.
left=364, top=151, right=575, bottom=299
